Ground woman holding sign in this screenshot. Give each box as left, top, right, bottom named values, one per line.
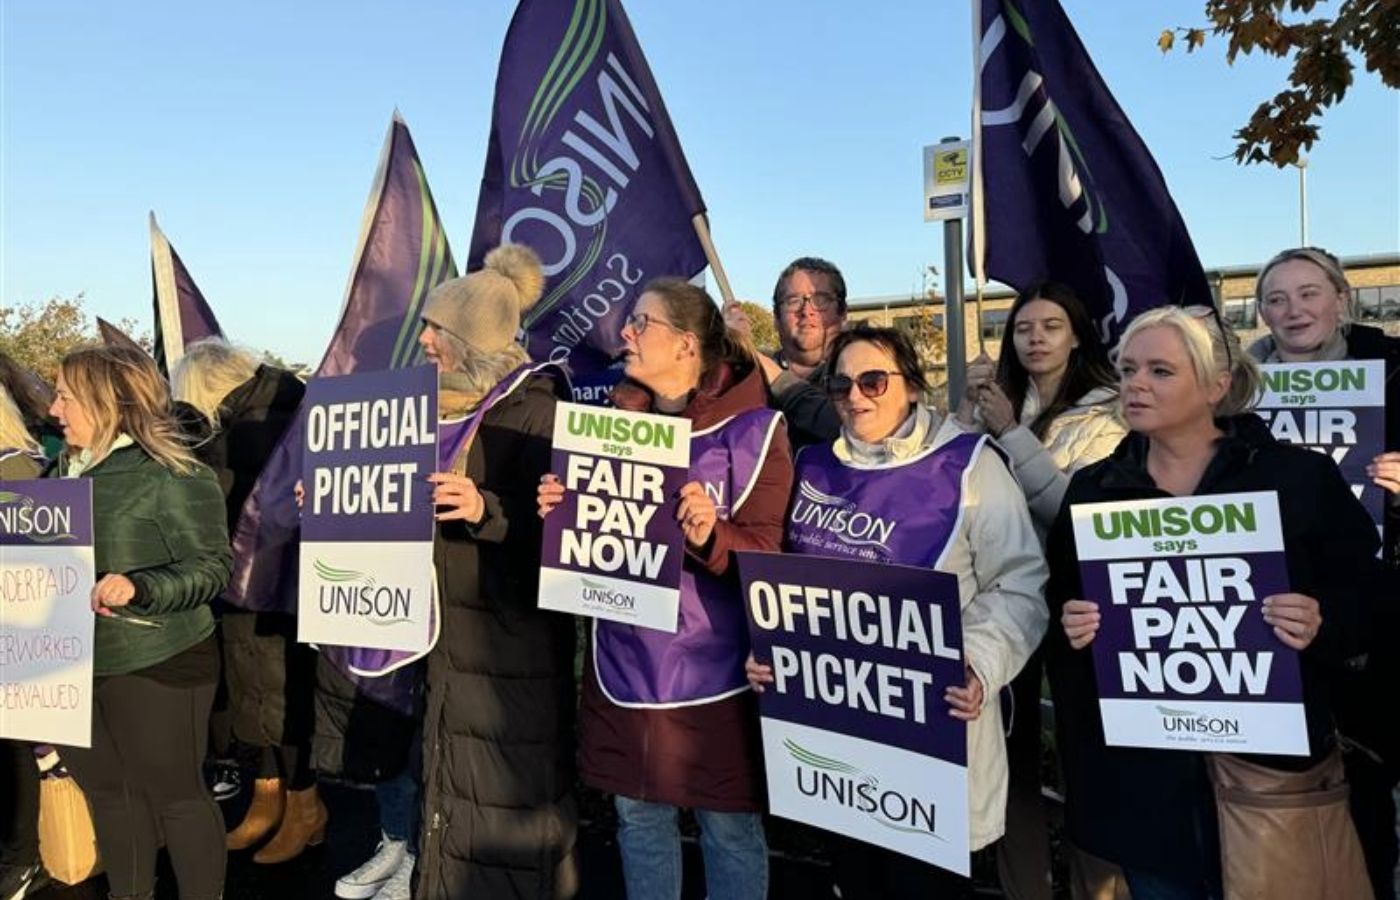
left=539, top=279, right=794, bottom=900
left=46, top=345, right=232, bottom=900
left=747, top=323, right=1049, bottom=899
left=1049, top=307, right=1380, bottom=900
left=408, top=245, right=579, bottom=900
left=1247, top=246, right=1400, bottom=900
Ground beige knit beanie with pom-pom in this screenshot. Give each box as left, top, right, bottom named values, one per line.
left=421, top=244, right=545, bottom=354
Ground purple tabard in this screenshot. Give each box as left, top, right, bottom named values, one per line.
left=321, top=362, right=567, bottom=713
left=785, top=433, right=986, bottom=568
left=594, top=408, right=782, bottom=706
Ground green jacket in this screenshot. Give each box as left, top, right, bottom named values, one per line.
left=56, top=445, right=232, bottom=676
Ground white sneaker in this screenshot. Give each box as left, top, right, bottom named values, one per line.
left=371, top=852, right=415, bottom=900
left=335, top=834, right=407, bottom=899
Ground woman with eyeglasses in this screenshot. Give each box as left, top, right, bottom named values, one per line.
left=1048, top=306, right=1381, bottom=900
left=538, top=279, right=793, bottom=900
left=957, top=282, right=1126, bottom=900
left=747, top=323, right=1048, bottom=899
left=1246, top=247, right=1400, bottom=900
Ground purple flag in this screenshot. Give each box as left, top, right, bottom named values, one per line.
left=149, top=213, right=225, bottom=376
left=972, top=0, right=1212, bottom=343
left=226, top=113, right=457, bottom=614
left=469, top=0, right=708, bottom=383
left=96, top=317, right=145, bottom=354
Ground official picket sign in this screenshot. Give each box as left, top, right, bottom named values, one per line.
left=1072, top=491, right=1308, bottom=755
left=1255, top=360, right=1386, bottom=534
left=539, top=402, right=690, bottom=632
left=0, top=479, right=96, bottom=747
left=298, top=366, right=437, bottom=653
left=738, top=551, right=970, bottom=875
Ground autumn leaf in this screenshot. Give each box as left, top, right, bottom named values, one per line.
left=1158, top=29, right=1175, bottom=52
left=1187, top=28, right=1207, bottom=50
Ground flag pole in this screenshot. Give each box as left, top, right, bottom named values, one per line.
left=691, top=214, right=736, bottom=306
left=969, top=0, right=987, bottom=358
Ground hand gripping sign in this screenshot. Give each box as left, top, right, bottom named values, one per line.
left=1072, top=491, right=1308, bottom=755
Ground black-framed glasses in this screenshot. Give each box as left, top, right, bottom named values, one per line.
left=624, top=312, right=686, bottom=336
left=777, top=291, right=838, bottom=313
left=825, top=370, right=904, bottom=400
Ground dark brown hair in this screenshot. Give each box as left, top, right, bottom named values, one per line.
left=827, top=323, right=930, bottom=396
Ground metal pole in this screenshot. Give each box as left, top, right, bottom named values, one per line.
left=941, top=135, right=967, bottom=413
left=1297, top=157, right=1309, bottom=246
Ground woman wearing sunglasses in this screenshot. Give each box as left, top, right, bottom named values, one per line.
left=539, top=279, right=793, bottom=900
left=748, top=323, right=1048, bottom=898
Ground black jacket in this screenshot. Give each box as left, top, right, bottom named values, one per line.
left=1044, top=414, right=1384, bottom=879
left=417, top=372, right=579, bottom=900
left=1345, top=323, right=1400, bottom=565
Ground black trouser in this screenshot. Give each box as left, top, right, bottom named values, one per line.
left=830, top=835, right=979, bottom=900
left=0, top=740, right=40, bottom=866
left=1345, top=746, right=1399, bottom=900
left=63, top=674, right=225, bottom=900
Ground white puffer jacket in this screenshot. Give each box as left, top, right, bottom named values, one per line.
left=836, top=407, right=1049, bottom=850
left=994, top=386, right=1125, bottom=536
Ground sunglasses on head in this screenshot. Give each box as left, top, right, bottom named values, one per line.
left=825, top=370, right=904, bottom=400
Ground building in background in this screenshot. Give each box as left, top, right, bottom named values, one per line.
left=847, top=253, right=1400, bottom=408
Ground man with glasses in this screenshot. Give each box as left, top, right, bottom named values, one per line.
left=727, top=257, right=847, bottom=448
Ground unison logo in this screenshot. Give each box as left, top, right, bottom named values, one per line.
left=580, top=577, right=637, bottom=611
left=786, top=740, right=939, bottom=838
left=0, top=492, right=76, bottom=543
left=1156, top=705, right=1242, bottom=737
left=789, top=482, right=896, bottom=552
left=314, top=560, right=412, bottom=626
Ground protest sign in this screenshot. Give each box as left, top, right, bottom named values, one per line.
left=298, top=366, right=437, bottom=652
left=539, top=402, right=689, bottom=631
left=1072, top=491, right=1307, bottom=755
left=1256, top=360, right=1386, bottom=534
left=0, top=480, right=96, bottom=747
left=739, top=551, right=969, bottom=875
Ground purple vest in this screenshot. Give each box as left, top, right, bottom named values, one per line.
left=594, top=408, right=783, bottom=708
left=320, top=362, right=567, bottom=713
left=785, top=431, right=987, bottom=570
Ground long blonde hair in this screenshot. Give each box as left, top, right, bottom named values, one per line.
left=59, top=345, right=199, bottom=474
left=1117, top=305, right=1262, bottom=416
left=0, top=384, right=41, bottom=456
left=171, top=338, right=260, bottom=430
left=437, top=330, right=530, bottom=416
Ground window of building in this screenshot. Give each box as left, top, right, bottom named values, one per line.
left=1222, top=298, right=1256, bottom=330
left=894, top=312, right=944, bottom=334
left=981, top=309, right=1010, bottom=341
left=1355, top=285, right=1400, bottom=321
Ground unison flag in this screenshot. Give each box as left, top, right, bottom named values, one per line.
left=972, top=0, right=1212, bottom=342
left=469, top=0, right=708, bottom=385
left=225, top=112, right=457, bottom=615
left=149, top=213, right=224, bottom=375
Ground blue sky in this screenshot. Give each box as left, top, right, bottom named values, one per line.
left=3, top=1, right=1396, bottom=364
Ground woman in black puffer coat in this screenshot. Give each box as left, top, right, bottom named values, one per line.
left=172, top=339, right=327, bottom=865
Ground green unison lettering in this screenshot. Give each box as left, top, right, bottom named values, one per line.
left=1092, top=503, right=1257, bottom=540
left=567, top=409, right=675, bottom=449
left=1262, top=366, right=1365, bottom=394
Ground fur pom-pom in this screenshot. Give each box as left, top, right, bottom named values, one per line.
left=483, top=244, right=546, bottom=312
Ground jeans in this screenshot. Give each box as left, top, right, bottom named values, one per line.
left=614, top=796, right=767, bottom=900
left=376, top=769, right=421, bottom=854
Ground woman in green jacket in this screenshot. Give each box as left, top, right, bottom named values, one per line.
left=48, top=345, right=232, bottom=900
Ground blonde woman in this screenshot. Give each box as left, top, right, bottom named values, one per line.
left=172, top=339, right=325, bottom=864
left=1048, top=307, right=1380, bottom=900
left=48, top=345, right=232, bottom=900
left=0, top=383, right=43, bottom=479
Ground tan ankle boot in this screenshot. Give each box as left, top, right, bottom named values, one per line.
left=226, top=778, right=285, bottom=851
left=252, top=784, right=328, bottom=864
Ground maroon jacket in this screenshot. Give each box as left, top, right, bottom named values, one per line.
left=577, top=360, right=794, bottom=811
